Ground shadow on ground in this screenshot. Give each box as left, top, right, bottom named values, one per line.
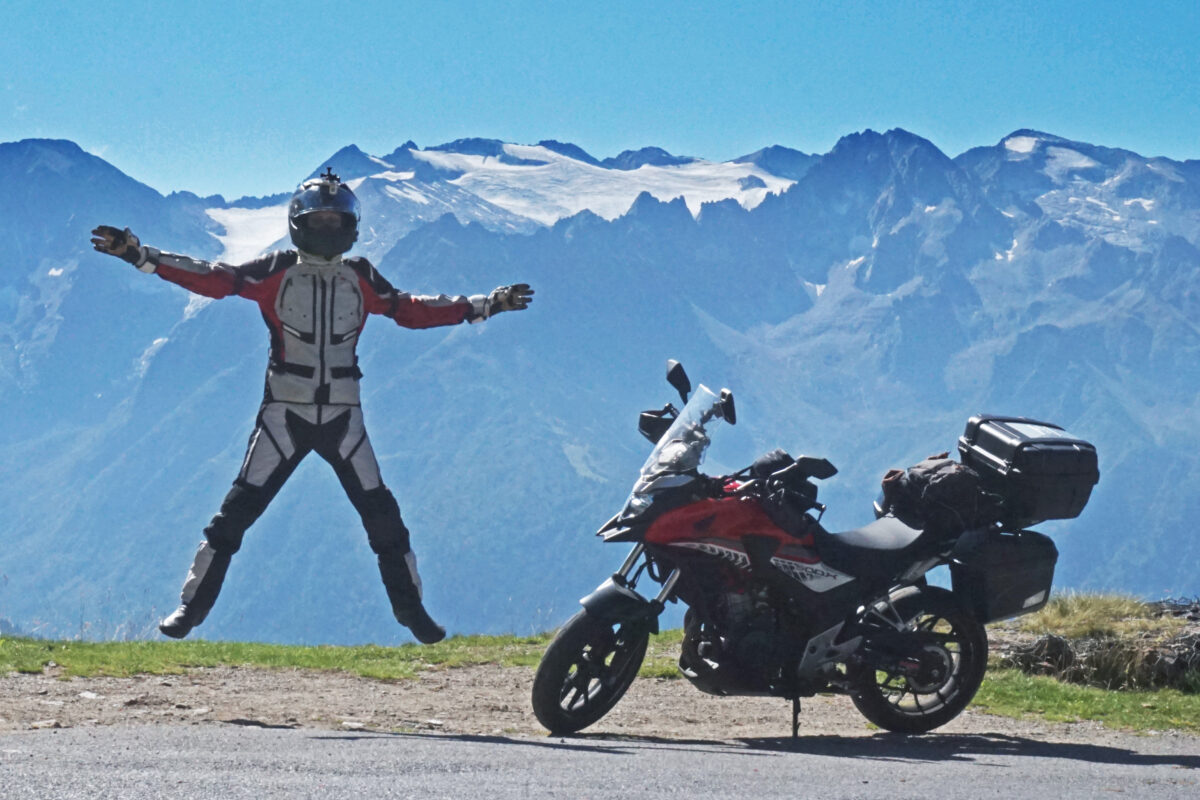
left=310, top=729, right=1200, bottom=769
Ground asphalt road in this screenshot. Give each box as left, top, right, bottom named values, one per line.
left=1, top=724, right=1197, bottom=799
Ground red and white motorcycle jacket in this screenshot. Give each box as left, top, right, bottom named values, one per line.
left=140, top=247, right=487, bottom=405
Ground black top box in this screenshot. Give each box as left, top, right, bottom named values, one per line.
left=958, top=415, right=1099, bottom=528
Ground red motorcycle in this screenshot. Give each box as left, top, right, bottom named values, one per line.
left=531, top=361, right=1097, bottom=735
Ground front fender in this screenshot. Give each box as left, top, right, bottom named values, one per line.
left=580, top=578, right=661, bottom=634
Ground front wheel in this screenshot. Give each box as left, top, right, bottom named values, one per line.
left=850, top=586, right=988, bottom=734
left=531, top=609, right=650, bottom=734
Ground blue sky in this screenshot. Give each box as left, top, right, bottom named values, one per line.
left=4, top=0, right=1197, bottom=199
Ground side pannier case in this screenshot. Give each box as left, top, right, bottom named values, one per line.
left=951, top=529, right=1058, bottom=622
left=958, top=415, right=1099, bottom=528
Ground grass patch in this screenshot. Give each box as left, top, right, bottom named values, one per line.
left=1018, top=592, right=1187, bottom=639
left=0, top=628, right=684, bottom=682
left=0, top=633, right=552, bottom=681
left=973, top=668, right=1200, bottom=733
left=641, top=628, right=685, bottom=679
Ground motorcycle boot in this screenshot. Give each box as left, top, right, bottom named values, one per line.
left=158, top=605, right=200, bottom=639
left=159, top=542, right=232, bottom=639
left=378, top=549, right=445, bottom=644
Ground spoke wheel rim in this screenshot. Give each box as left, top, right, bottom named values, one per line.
left=557, top=623, right=641, bottom=713
left=872, top=611, right=967, bottom=717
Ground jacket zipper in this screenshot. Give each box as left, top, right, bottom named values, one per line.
left=316, top=274, right=329, bottom=417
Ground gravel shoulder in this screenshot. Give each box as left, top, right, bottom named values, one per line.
left=2, top=661, right=1195, bottom=748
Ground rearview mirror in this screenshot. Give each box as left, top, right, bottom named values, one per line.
left=719, top=389, right=737, bottom=425
left=666, top=359, right=691, bottom=403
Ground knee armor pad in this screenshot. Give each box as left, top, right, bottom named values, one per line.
left=203, top=484, right=270, bottom=554
left=359, top=487, right=411, bottom=555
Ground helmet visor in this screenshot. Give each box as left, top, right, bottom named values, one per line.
left=302, top=210, right=352, bottom=231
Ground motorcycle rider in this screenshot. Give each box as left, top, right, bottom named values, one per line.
left=90, top=168, right=533, bottom=644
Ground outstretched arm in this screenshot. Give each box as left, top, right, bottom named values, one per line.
left=352, top=258, right=534, bottom=329
left=91, top=225, right=272, bottom=300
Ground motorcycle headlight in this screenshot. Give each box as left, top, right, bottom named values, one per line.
left=625, top=493, right=653, bottom=516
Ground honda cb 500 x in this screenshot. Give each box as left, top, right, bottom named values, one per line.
left=531, top=361, right=1098, bottom=735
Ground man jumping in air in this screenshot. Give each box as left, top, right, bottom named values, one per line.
left=91, top=168, right=533, bottom=644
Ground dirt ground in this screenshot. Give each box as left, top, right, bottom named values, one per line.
left=1, top=659, right=1194, bottom=746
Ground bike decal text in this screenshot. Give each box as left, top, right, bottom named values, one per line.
left=770, top=557, right=855, bottom=592
left=670, top=541, right=751, bottom=570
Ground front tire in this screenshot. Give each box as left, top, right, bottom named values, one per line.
left=531, top=609, right=649, bottom=734
left=850, top=586, right=988, bottom=734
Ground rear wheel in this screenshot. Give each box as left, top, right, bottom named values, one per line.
left=850, top=586, right=987, bottom=734
left=531, top=610, right=649, bottom=734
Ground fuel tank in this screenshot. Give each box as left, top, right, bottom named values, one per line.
left=644, top=497, right=855, bottom=594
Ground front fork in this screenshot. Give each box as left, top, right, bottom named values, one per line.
left=579, top=543, right=679, bottom=634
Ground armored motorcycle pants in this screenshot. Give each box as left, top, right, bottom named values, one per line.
left=175, top=402, right=425, bottom=626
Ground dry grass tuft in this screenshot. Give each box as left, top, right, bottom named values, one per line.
left=996, top=594, right=1200, bottom=691
left=1018, top=592, right=1185, bottom=639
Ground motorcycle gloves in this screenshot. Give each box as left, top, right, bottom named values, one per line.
left=91, top=225, right=153, bottom=272
left=485, top=283, right=534, bottom=317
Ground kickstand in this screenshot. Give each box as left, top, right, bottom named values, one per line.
left=791, top=697, right=801, bottom=739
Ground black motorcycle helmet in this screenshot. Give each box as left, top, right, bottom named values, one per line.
left=287, top=167, right=360, bottom=258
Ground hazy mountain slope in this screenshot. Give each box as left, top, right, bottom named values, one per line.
left=0, top=129, right=1196, bottom=644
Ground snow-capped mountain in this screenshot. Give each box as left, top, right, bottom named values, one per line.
left=209, top=139, right=800, bottom=262
left=0, top=129, right=1196, bottom=644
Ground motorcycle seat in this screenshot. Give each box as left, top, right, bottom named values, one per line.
left=826, top=515, right=924, bottom=551
left=813, top=515, right=928, bottom=582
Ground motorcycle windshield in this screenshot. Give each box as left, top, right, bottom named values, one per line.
left=625, top=384, right=724, bottom=510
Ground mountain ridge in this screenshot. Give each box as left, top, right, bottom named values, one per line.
left=0, top=127, right=1196, bottom=643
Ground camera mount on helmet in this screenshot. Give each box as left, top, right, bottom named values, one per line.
left=288, top=167, right=361, bottom=258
